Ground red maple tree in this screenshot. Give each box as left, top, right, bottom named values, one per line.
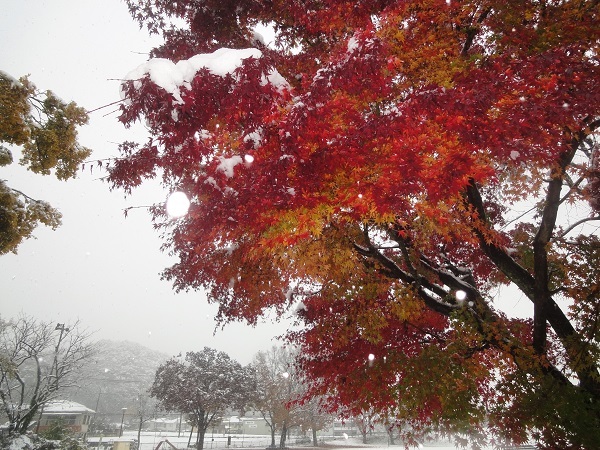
left=109, top=1, right=600, bottom=448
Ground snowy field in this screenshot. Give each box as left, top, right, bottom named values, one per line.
left=87, top=431, right=495, bottom=450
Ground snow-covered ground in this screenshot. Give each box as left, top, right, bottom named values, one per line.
left=88, top=431, right=492, bottom=450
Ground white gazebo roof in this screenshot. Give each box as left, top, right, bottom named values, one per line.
left=150, top=417, right=180, bottom=424
left=43, top=400, right=95, bottom=414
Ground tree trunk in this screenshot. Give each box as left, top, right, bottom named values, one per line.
left=193, top=410, right=211, bottom=450
left=270, top=426, right=276, bottom=447
left=279, top=421, right=287, bottom=448
left=312, top=427, right=318, bottom=447
left=137, top=417, right=143, bottom=447
left=387, top=428, right=395, bottom=446
left=17, top=406, right=39, bottom=434
left=197, top=428, right=206, bottom=450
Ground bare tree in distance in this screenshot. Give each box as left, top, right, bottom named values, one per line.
left=0, top=314, right=95, bottom=434
left=130, top=389, right=160, bottom=446
left=294, top=393, right=330, bottom=447
left=352, top=410, right=377, bottom=445
left=250, top=347, right=303, bottom=448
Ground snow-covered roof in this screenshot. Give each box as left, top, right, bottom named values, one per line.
left=42, top=400, right=95, bottom=414
left=150, top=417, right=180, bottom=424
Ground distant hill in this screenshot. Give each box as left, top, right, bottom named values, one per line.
left=63, top=340, right=169, bottom=419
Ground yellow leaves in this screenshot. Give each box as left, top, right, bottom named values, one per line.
left=0, top=180, right=62, bottom=255
left=0, top=75, right=92, bottom=180
left=279, top=222, right=360, bottom=281
left=408, top=197, right=476, bottom=249
left=393, top=343, right=489, bottom=430
left=0, top=71, right=89, bottom=253
left=0, top=146, right=13, bottom=166
left=260, top=203, right=330, bottom=243
left=354, top=308, right=388, bottom=345
left=0, top=72, right=33, bottom=146
left=376, top=3, right=469, bottom=89
left=389, top=284, right=424, bottom=322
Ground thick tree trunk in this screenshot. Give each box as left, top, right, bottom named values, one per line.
left=198, top=429, right=206, bottom=450
left=17, top=407, right=38, bottom=434
left=465, top=178, right=600, bottom=398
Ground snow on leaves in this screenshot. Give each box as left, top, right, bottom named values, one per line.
left=0, top=71, right=90, bottom=254
left=150, top=348, right=253, bottom=450
left=123, top=48, right=289, bottom=105
left=112, top=1, right=600, bottom=447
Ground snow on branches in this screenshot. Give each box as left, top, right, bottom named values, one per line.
left=111, top=1, right=600, bottom=447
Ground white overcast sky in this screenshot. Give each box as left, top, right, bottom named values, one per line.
left=0, top=0, right=290, bottom=365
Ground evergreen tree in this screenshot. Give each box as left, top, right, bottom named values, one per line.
left=150, top=348, right=254, bottom=450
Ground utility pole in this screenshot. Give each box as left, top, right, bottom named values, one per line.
left=51, top=323, right=69, bottom=391
left=120, top=408, right=127, bottom=437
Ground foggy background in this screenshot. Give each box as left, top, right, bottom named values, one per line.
left=0, top=0, right=291, bottom=365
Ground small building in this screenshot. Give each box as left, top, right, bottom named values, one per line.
left=37, top=400, right=95, bottom=436
left=148, top=417, right=181, bottom=432
left=240, top=416, right=271, bottom=435
left=220, top=412, right=273, bottom=436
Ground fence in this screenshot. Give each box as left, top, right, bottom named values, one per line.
left=88, top=431, right=319, bottom=450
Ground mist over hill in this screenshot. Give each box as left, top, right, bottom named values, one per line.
left=63, top=340, right=169, bottom=419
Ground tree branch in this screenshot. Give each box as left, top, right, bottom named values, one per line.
left=460, top=7, right=492, bottom=56
left=557, top=216, right=600, bottom=239
left=354, top=225, right=457, bottom=316
left=465, top=180, right=537, bottom=299
left=465, top=177, right=600, bottom=397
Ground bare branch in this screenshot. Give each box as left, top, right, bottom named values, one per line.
left=557, top=216, right=600, bottom=239
left=0, top=315, right=95, bottom=434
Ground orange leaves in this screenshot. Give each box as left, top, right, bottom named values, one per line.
left=376, top=0, right=471, bottom=88
left=114, top=0, right=600, bottom=445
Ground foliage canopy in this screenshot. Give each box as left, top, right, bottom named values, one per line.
left=150, top=348, right=254, bottom=450
left=0, top=71, right=91, bottom=254
left=111, top=1, right=600, bottom=448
